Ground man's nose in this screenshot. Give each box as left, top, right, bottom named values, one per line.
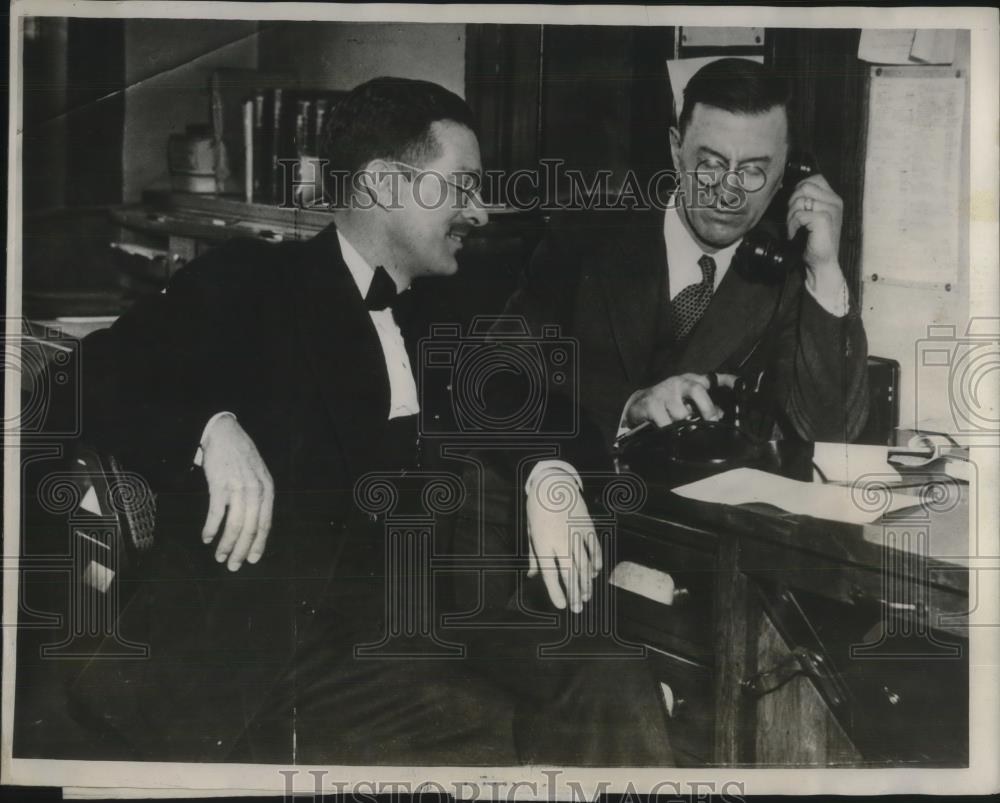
left=462, top=193, right=488, bottom=228
left=718, top=185, right=742, bottom=209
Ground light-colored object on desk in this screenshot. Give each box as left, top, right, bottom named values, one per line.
left=672, top=468, right=922, bottom=525
left=813, top=442, right=900, bottom=483
left=666, top=55, right=764, bottom=119
left=82, top=560, right=114, bottom=593
left=889, top=432, right=957, bottom=466
left=659, top=682, right=676, bottom=717
left=888, top=433, right=971, bottom=482
left=609, top=560, right=676, bottom=605
left=79, top=485, right=102, bottom=516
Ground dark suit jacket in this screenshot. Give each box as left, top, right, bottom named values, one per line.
left=503, top=209, right=870, bottom=449
left=69, top=223, right=452, bottom=760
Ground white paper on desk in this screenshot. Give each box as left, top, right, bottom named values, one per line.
left=672, top=468, right=922, bottom=525
left=813, top=442, right=901, bottom=483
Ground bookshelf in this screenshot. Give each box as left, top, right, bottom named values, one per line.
left=110, top=190, right=544, bottom=330
left=115, top=191, right=332, bottom=244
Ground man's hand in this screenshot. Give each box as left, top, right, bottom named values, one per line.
left=625, top=372, right=737, bottom=429
left=787, top=174, right=849, bottom=313
left=200, top=415, right=274, bottom=571
left=525, top=466, right=602, bottom=613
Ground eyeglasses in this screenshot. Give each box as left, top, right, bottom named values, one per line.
left=694, top=159, right=768, bottom=194
left=390, top=162, right=485, bottom=208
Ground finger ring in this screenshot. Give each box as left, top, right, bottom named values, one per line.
left=707, top=371, right=719, bottom=392
left=804, top=197, right=814, bottom=212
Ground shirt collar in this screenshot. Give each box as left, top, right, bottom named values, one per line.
left=664, top=197, right=742, bottom=276
left=337, top=229, right=409, bottom=298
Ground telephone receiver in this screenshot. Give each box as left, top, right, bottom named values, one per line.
left=734, top=151, right=818, bottom=283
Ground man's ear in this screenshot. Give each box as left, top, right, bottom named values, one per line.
left=668, top=126, right=682, bottom=169
left=354, top=158, right=401, bottom=210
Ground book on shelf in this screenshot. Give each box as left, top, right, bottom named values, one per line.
left=266, top=87, right=347, bottom=207
left=209, top=70, right=345, bottom=207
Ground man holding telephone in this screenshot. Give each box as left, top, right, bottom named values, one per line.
left=499, top=57, right=870, bottom=613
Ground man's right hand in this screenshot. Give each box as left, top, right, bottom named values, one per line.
left=200, top=415, right=274, bottom=571
left=625, top=372, right=737, bottom=428
left=525, top=464, right=602, bottom=614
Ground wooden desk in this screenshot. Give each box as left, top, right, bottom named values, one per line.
left=613, top=444, right=969, bottom=767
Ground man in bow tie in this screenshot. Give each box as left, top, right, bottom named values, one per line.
left=67, top=77, right=516, bottom=765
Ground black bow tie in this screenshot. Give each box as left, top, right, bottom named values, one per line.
left=365, top=265, right=399, bottom=311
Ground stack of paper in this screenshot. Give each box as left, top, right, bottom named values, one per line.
left=672, top=468, right=922, bottom=525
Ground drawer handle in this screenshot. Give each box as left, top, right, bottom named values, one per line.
left=660, top=683, right=688, bottom=719
left=850, top=585, right=927, bottom=620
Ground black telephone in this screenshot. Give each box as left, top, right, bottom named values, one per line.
left=613, top=375, right=775, bottom=484
left=734, top=152, right=817, bottom=283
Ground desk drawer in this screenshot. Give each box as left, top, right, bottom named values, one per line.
left=615, top=524, right=716, bottom=656
left=771, top=583, right=969, bottom=765
left=647, top=647, right=714, bottom=766
left=741, top=538, right=969, bottom=640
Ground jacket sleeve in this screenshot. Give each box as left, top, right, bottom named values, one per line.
left=76, top=240, right=264, bottom=489
left=767, top=275, right=871, bottom=443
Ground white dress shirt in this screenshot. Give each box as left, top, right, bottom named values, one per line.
left=663, top=200, right=742, bottom=300
left=336, top=230, right=420, bottom=419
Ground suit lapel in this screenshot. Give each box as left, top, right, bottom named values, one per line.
left=598, top=210, right=668, bottom=383
left=291, top=222, right=390, bottom=475
left=674, top=254, right=782, bottom=374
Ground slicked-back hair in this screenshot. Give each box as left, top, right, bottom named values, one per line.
left=321, top=76, right=477, bottom=182
left=678, top=58, right=792, bottom=135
